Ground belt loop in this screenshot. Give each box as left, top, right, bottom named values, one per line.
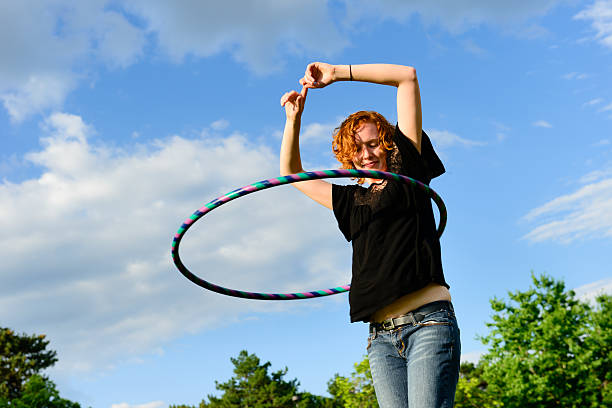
left=408, top=312, right=417, bottom=325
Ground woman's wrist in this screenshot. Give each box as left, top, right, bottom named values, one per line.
left=332, top=65, right=352, bottom=82
left=285, top=114, right=301, bottom=125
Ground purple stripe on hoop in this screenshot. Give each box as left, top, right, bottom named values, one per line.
left=268, top=178, right=283, bottom=185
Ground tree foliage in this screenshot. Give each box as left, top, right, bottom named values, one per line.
left=0, top=375, right=81, bottom=408
left=204, top=350, right=297, bottom=407
left=582, top=293, right=612, bottom=405
left=0, top=328, right=58, bottom=400
left=475, top=273, right=611, bottom=407
left=454, top=362, right=501, bottom=408
left=171, top=274, right=611, bottom=407
left=177, top=350, right=334, bottom=408
left=327, top=357, right=377, bottom=408
left=0, top=328, right=81, bottom=407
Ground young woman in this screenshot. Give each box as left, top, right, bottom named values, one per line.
left=280, top=63, right=460, bottom=408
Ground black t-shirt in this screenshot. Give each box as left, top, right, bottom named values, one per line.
left=332, top=126, right=448, bottom=322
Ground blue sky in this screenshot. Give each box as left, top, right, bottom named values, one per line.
left=1, top=1, right=611, bottom=407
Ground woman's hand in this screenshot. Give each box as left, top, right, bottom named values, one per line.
left=280, top=86, right=308, bottom=121
left=299, top=62, right=335, bottom=89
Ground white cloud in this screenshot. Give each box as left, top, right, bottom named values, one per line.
left=574, top=0, right=612, bottom=50
left=583, top=98, right=604, bottom=107
left=0, top=1, right=145, bottom=122
left=111, top=402, right=165, bottom=408
left=343, top=0, right=563, bottom=34
left=533, top=120, right=553, bottom=128
left=461, top=350, right=485, bottom=364
left=0, top=0, right=573, bottom=121
left=562, top=72, right=589, bottom=80
left=0, top=0, right=347, bottom=121
left=599, top=102, right=612, bottom=113
left=211, top=119, right=230, bottom=131
left=0, top=113, right=351, bottom=373
left=301, top=122, right=336, bottom=143
left=523, top=176, right=612, bottom=243
left=574, top=278, right=612, bottom=304
left=426, top=129, right=486, bottom=148
left=123, top=0, right=347, bottom=74
left=1, top=73, right=76, bottom=123
left=491, top=121, right=512, bottom=142
left=591, top=139, right=611, bottom=147
left=580, top=167, right=612, bottom=183
left=461, top=38, right=487, bottom=55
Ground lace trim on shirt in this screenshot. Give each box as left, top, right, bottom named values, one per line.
left=353, top=143, right=401, bottom=208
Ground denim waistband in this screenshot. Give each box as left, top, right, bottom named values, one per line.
left=370, top=300, right=454, bottom=333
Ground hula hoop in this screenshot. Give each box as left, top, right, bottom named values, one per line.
left=172, top=169, right=446, bottom=300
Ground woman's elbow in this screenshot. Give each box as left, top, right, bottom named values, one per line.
left=402, top=66, right=417, bottom=83
left=280, top=164, right=300, bottom=176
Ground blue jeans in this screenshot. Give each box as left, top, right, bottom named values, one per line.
left=367, top=302, right=461, bottom=408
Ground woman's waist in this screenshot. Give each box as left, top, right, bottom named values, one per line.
left=370, top=282, right=451, bottom=323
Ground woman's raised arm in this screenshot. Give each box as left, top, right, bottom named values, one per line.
left=279, top=86, right=332, bottom=209
left=300, top=63, right=423, bottom=153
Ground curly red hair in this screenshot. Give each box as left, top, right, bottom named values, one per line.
left=332, top=111, right=395, bottom=183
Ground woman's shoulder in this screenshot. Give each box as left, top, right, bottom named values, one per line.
left=393, top=125, right=445, bottom=182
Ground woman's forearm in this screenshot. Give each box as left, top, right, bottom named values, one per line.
left=332, top=64, right=417, bottom=87
left=280, top=117, right=305, bottom=175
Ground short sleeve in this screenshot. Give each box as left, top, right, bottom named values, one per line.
left=393, top=126, right=445, bottom=182
left=332, top=184, right=355, bottom=242
left=421, top=130, right=445, bottom=179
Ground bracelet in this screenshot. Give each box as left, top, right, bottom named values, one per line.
left=349, top=64, right=353, bottom=81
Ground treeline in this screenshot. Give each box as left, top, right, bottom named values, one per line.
left=2, top=274, right=610, bottom=407
left=0, top=328, right=81, bottom=407
left=171, top=274, right=611, bottom=407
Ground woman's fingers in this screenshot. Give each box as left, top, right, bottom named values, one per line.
left=280, top=90, right=298, bottom=106
left=301, top=62, right=333, bottom=88
left=305, top=63, right=317, bottom=83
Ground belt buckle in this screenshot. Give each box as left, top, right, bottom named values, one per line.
left=382, top=319, right=395, bottom=330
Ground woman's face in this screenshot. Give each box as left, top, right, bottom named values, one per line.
left=352, top=121, right=387, bottom=171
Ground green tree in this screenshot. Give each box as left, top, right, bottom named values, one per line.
left=583, top=294, right=612, bottom=405
left=190, top=350, right=332, bottom=408
left=454, top=362, right=501, bottom=408
left=327, top=356, right=377, bottom=408
left=0, top=328, right=58, bottom=400
left=0, top=375, right=80, bottom=408
left=479, top=273, right=611, bottom=407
